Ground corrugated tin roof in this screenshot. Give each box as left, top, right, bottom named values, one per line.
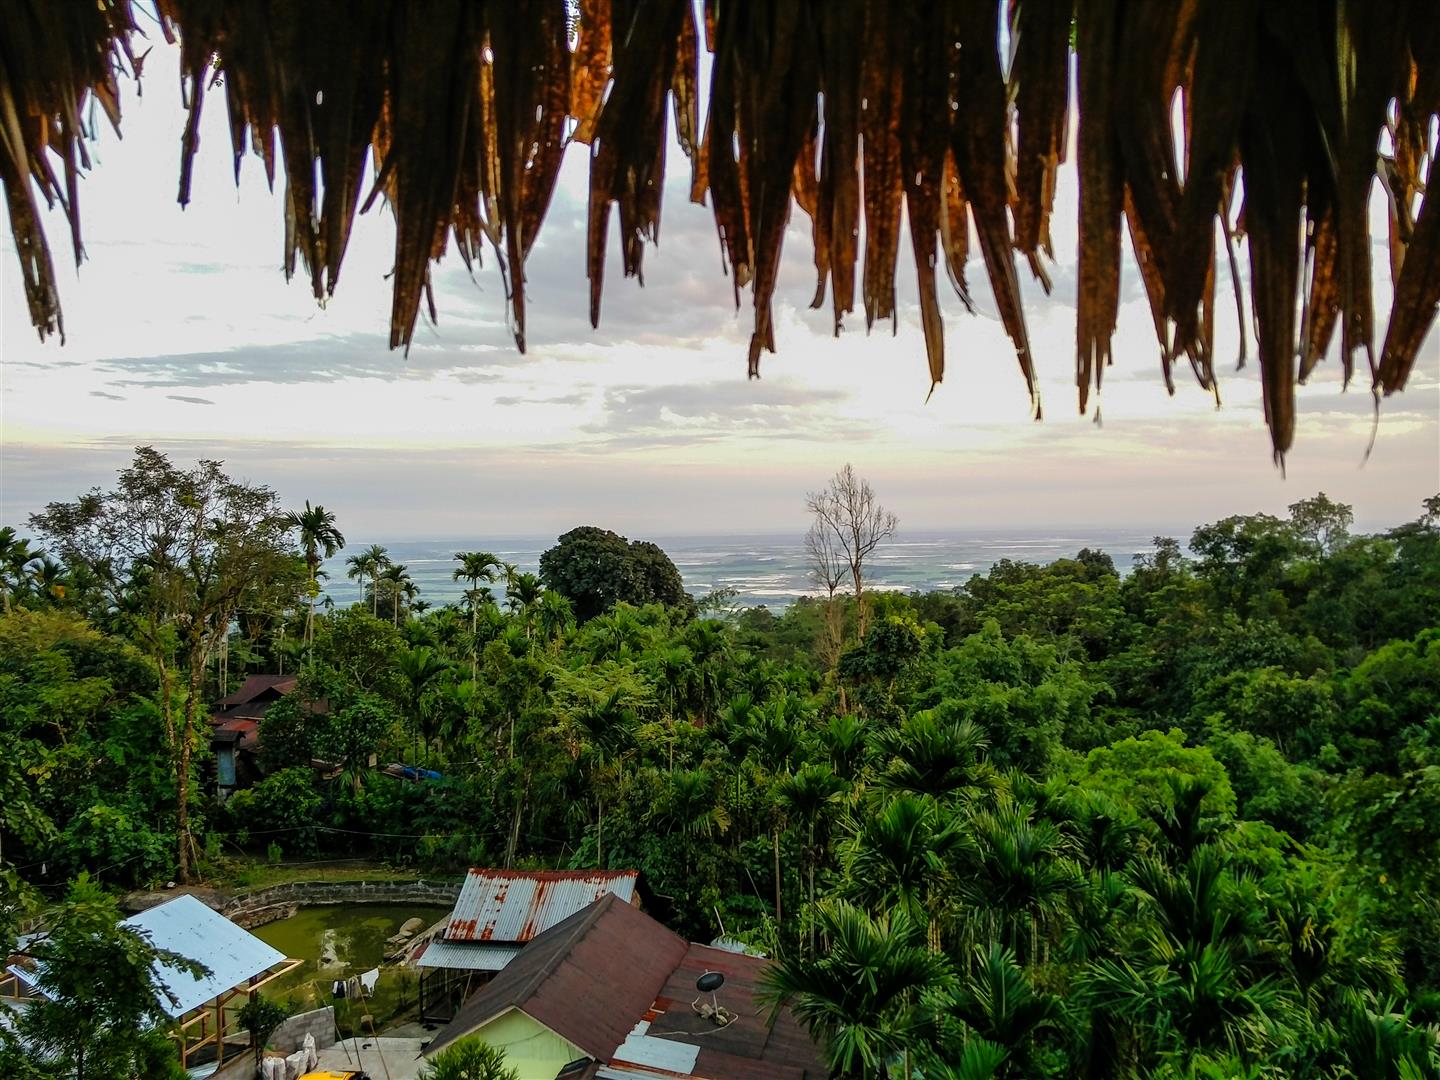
left=445, top=868, right=639, bottom=944
left=414, top=940, right=522, bottom=971
left=126, top=895, right=287, bottom=1018
left=611, top=1019, right=701, bottom=1075
left=424, top=893, right=687, bottom=1061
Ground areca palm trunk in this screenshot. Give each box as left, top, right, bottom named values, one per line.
left=773, top=825, right=783, bottom=928
left=808, top=819, right=817, bottom=956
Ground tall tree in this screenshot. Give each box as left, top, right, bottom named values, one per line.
left=31, top=447, right=296, bottom=881
left=283, top=502, right=345, bottom=648
left=453, top=551, right=501, bottom=675
left=539, top=527, right=688, bottom=621
left=805, top=518, right=849, bottom=672
left=355, top=544, right=391, bottom=616
left=345, top=549, right=378, bottom=608
left=806, top=465, right=898, bottom=638
left=761, top=900, right=952, bottom=1080
left=380, top=562, right=413, bottom=626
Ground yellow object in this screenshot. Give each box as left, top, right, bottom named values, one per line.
left=298, top=1072, right=365, bottom=1080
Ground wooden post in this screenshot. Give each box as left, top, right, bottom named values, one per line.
left=215, top=996, right=225, bottom=1066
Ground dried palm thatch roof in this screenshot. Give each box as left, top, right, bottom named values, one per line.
left=2, top=1, right=1438, bottom=460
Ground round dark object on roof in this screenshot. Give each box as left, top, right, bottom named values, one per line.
left=696, top=971, right=725, bottom=993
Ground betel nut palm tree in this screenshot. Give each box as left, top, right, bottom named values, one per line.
left=380, top=562, right=412, bottom=626
left=453, top=550, right=501, bottom=675
left=283, top=501, right=345, bottom=648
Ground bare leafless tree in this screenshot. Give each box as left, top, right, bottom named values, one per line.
left=805, top=464, right=897, bottom=638
left=804, top=519, right=848, bottom=670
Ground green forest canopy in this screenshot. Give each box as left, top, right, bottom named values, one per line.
left=2, top=456, right=1440, bottom=1076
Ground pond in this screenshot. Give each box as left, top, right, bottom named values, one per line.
left=250, top=904, right=450, bottom=1034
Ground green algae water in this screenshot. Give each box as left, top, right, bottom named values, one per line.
left=250, top=904, right=449, bottom=1034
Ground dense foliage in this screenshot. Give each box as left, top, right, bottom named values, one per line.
left=538, top=525, right=689, bottom=620
left=2, top=459, right=1438, bottom=1077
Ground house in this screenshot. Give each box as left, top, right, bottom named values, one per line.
left=414, top=868, right=640, bottom=1022
left=422, top=893, right=824, bottom=1080
left=210, top=674, right=329, bottom=798
left=211, top=674, right=295, bottom=796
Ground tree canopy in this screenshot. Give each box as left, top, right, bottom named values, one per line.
left=538, top=526, right=688, bottom=621
left=2, top=481, right=1439, bottom=1076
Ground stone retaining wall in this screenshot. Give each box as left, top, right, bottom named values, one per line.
left=221, top=879, right=459, bottom=929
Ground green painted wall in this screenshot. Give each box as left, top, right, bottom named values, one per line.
left=470, top=1007, right=585, bottom=1079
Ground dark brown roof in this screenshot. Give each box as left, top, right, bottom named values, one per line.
left=638, top=943, right=825, bottom=1080
left=217, top=675, right=296, bottom=708
left=423, top=892, right=687, bottom=1061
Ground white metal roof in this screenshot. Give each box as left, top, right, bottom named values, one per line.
left=445, top=869, right=639, bottom=943
left=126, top=895, right=286, bottom=1017
left=414, top=939, right=523, bottom=971
left=611, top=1018, right=701, bottom=1076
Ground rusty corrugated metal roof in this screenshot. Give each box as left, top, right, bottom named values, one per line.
left=444, top=868, right=639, bottom=944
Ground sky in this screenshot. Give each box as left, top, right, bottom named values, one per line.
left=2, top=29, right=1437, bottom=542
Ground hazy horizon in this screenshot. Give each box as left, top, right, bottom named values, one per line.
left=3, top=33, right=1436, bottom=534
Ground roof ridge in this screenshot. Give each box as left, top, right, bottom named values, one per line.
left=465, top=866, right=638, bottom=877
left=509, top=892, right=619, bottom=1006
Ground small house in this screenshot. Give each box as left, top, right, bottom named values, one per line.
left=414, top=868, right=640, bottom=1022
left=210, top=674, right=329, bottom=798
left=422, top=892, right=823, bottom=1079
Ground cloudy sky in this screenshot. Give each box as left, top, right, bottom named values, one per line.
left=2, top=32, right=1437, bottom=541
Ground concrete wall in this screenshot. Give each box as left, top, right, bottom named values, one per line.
left=221, top=879, right=459, bottom=929
left=205, top=1007, right=339, bottom=1080
left=269, top=1005, right=338, bottom=1053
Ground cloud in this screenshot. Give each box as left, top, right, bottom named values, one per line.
left=493, top=391, right=591, bottom=407
left=89, top=390, right=126, bottom=400
left=165, top=394, right=216, bottom=405
left=95, top=333, right=542, bottom=389
left=580, top=378, right=872, bottom=449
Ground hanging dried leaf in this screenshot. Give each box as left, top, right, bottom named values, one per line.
left=1239, top=20, right=1311, bottom=461
left=1166, top=0, right=1257, bottom=358
left=1073, top=0, right=1125, bottom=413
left=816, top=0, right=863, bottom=333
left=952, top=0, right=1035, bottom=404
left=571, top=0, right=612, bottom=145
left=902, top=1, right=952, bottom=389
left=1009, top=0, right=1070, bottom=260
left=588, top=0, right=690, bottom=327
left=3, top=0, right=1438, bottom=459
left=858, top=0, right=904, bottom=333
